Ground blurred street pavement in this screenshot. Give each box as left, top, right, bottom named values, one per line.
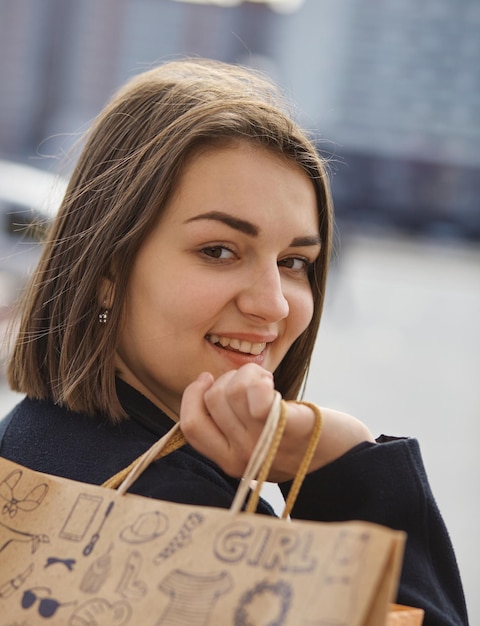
left=1, top=231, right=479, bottom=623
left=305, top=232, right=480, bottom=624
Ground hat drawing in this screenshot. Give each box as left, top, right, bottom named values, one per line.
left=120, top=511, right=168, bottom=544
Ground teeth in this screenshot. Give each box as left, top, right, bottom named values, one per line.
left=207, top=335, right=266, bottom=355
left=249, top=342, right=265, bottom=356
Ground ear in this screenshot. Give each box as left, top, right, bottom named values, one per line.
left=98, top=277, right=115, bottom=309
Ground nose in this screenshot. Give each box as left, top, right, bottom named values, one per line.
left=236, top=264, right=289, bottom=322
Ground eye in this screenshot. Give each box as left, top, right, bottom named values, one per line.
left=201, top=245, right=236, bottom=260
left=278, top=256, right=311, bottom=272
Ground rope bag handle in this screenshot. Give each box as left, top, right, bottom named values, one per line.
left=102, top=393, right=322, bottom=519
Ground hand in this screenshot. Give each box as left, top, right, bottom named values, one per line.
left=180, top=364, right=276, bottom=477
left=180, top=364, right=375, bottom=482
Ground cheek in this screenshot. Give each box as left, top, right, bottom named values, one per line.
left=288, top=286, right=315, bottom=339
left=154, top=279, right=229, bottom=333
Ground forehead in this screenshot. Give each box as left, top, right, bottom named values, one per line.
left=162, top=142, right=319, bottom=233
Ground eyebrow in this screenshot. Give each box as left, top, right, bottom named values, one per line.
left=184, top=211, right=259, bottom=237
left=290, top=235, right=322, bottom=247
left=184, top=211, right=321, bottom=247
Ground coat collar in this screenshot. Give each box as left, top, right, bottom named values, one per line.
left=115, top=377, right=175, bottom=438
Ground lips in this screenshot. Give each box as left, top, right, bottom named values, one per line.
left=206, top=334, right=266, bottom=356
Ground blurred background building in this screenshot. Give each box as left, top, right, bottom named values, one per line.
left=0, top=0, right=479, bottom=622
left=1, top=0, right=479, bottom=238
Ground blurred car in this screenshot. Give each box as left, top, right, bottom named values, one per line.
left=0, top=159, right=67, bottom=280
left=0, top=159, right=67, bottom=369
left=330, top=150, right=480, bottom=241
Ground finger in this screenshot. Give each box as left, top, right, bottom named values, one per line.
left=228, top=363, right=274, bottom=418
left=243, top=370, right=276, bottom=420
left=180, top=371, right=232, bottom=459
left=205, top=364, right=274, bottom=428
left=202, top=369, right=250, bottom=444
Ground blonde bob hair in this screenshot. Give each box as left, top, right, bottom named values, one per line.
left=8, top=58, right=334, bottom=421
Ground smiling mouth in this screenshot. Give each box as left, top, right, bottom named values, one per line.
left=206, top=334, right=266, bottom=356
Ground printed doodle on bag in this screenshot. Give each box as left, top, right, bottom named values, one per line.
left=80, top=543, right=114, bottom=594
left=20, top=586, right=77, bottom=620
left=60, top=494, right=103, bottom=542
left=303, top=530, right=371, bottom=626
left=0, top=518, right=49, bottom=554
left=44, top=556, right=76, bottom=571
left=153, top=511, right=204, bottom=564
left=0, top=563, right=34, bottom=599
left=83, top=502, right=115, bottom=557
left=156, top=569, right=232, bottom=626
left=0, top=469, right=48, bottom=518
left=69, top=597, right=132, bottom=626
left=214, top=521, right=316, bottom=572
left=119, top=511, right=168, bottom=544
left=234, top=579, right=292, bottom=626
left=116, top=551, right=148, bottom=601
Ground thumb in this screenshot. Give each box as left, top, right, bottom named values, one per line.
left=180, top=371, right=214, bottom=428
left=195, top=371, right=215, bottom=388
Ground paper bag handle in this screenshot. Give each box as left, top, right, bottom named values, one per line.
left=102, top=422, right=186, bottom=492
left=229, top=391, right=286, bottom=515
left=229, top=396, right=322, bottom=519
left=102, top=394, right=322, bottom=519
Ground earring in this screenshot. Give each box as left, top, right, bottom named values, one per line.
left=98, top=310, right=109, bottom=324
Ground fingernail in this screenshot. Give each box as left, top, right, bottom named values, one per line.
left=197, top=371, right=213, bottom=384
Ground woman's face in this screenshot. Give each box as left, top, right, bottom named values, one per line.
left=115, top=142, right=320, bottom=416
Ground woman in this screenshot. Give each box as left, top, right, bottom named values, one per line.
left=0, top=59, right=468, bottom=625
